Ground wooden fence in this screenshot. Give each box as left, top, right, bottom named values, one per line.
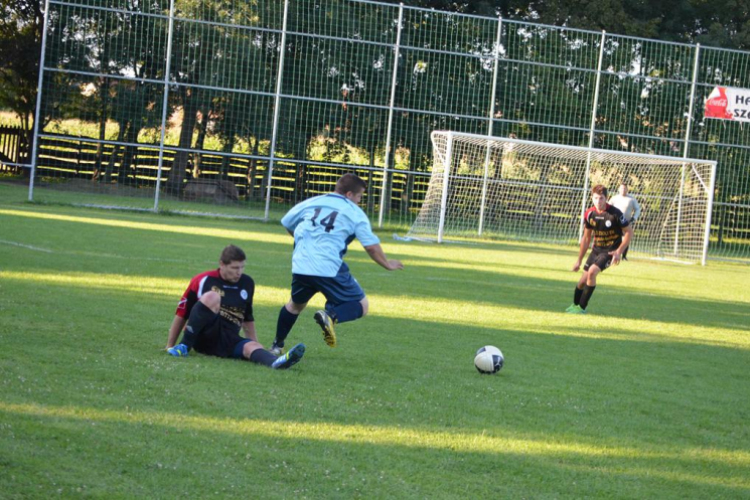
left=0, top=125, right=28, bottom=173
left=27, top=134, right=430, bottom=214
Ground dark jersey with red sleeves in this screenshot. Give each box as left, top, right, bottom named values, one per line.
left=175, top=269, right=255, bottom=335
left=583, top=204, right=629, bottom=251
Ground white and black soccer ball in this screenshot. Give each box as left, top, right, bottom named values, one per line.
left=474, top=345, right=504, bottom=374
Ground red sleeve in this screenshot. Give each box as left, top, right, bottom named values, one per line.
left=175, top=271, right=213, bottom=318
left=583, top=207, right=595, bottom=229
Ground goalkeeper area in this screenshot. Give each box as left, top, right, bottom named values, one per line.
left=409, top=132, right=717, bottom=265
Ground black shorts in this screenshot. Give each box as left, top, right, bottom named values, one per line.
left=193, top=315, right=247, bottom=359
left=583, top=248, right=614, bottom=272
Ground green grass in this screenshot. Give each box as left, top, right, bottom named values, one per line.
left=2, top=181, right=417, bottom=231
left=0, top=184, right=749, bottom=498
left=13, top=179, right=750, bottom=261
left=28, top=181, right=273, bottom=219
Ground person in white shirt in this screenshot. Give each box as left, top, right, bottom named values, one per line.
left=608, top=183, right=641, bottom=260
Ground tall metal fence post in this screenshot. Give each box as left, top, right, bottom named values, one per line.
left=264, top=0, right=290, bottom=220
left=579, top=30, right=606, bottom=241
left=28, top=0, right=52, bottom=202
left=675, top=43, right=701, bottom=255
left=683, top=44, right=701, bottom=160
left=377, top=3, right=404, bottom=228
left=153, top=0, right=176, bottom=212
left=437, top=131, right=454, bottom=243
left=478, top=16, right=503, bottom=236
left=702, top=163, right=717, bottom=266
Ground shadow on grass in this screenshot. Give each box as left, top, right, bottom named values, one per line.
left=1, top=205, right=748, bottom=331
left=2, top=272, right=749, bottom=497
left=1, top=232, right=748, bottom=336
left=0, top=398, right=748, bottom=498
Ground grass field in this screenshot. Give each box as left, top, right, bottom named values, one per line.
left=1, top=179, right=418, bottom=233
left=1, top=182, right=749, bottom=498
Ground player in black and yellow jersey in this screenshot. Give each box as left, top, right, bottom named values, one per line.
left=567, top=185, right=633, bottom=314
left=165, top=245, right=305, bottom=369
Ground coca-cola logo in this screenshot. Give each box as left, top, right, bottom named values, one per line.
left=705, top=87, right=736, bottom=120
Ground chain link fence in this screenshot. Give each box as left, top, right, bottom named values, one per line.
left=12, top=0, right=750, bottom=262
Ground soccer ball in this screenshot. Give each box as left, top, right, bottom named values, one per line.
left=474, top=345, right=504, bottom=374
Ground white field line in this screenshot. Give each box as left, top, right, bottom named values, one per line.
left=0, top=239, right=53, bottom=253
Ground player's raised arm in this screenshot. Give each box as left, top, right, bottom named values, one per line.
left=364, top=243, right=403, bottom=271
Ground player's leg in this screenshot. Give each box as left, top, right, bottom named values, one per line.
left=325, top=271, right=367, bottom=323
left=167, top=291, right=221, bottom=356
left=272, top=300, right=307, bottom=354
left=575, top=273, right=587, bottom=304
left=567, top=253, right=596, bottom=312
left=579, top=264, right=603, bottom=311
left=579, top=249, right=613, bottom=311
left=314, top=296, right=366, bottom=347
left=271, top=275, right=315, bottom=354
left=314, top=272, right=367, bottom=347
left=270, top=342, right=306, bottom=369
left=565, top=273, right=588, bottom=313
left=236, top=339, right=305, bottom=370
left=328, top=296, right=367, bottom=323
left=313, top=309, right=337, bottom=347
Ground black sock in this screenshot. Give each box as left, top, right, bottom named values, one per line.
left=274, top=306, right=299, bottom=347
left=182, top=302, right=217, bottom=349
left=574, top=287, right=583, bottom=306
left=249, top=348, right=276, bottom=367
left=579, top=285, right=596, bottom=310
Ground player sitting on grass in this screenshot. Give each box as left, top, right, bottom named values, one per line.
left=271, top=173, right=403, bottom=354
left=567, top=184, right=633, bottom=314
left=166, top=245, right=304, bottom=370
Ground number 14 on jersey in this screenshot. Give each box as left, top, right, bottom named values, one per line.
left=310, top=208, right=338, bottom=233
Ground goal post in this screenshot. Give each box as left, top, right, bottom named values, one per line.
left=408, top=131, right=718, bottom=265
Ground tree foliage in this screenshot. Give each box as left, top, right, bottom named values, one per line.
left=4, top=0, right=749, bottom=223
left=396, top=0, right=750, bottom=50
left=0, top=0, right=43, bottom=132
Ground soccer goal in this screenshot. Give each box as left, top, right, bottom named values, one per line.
left=407, top=131, right=718, bottom=265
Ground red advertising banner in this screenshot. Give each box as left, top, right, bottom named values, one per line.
left=705, top=86, right=750, bottom=121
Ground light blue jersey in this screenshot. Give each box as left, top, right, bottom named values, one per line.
left=281, top=194, right=380, bottom=277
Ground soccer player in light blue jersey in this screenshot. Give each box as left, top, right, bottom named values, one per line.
left=271, top=173, right=403, bottom=352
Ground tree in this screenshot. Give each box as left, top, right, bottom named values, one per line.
left=399, top=0, right=750, bottom=50
left=165, top=0, right=276, bottom=194
left=0, top=0, right=43, bottom=162
left=44, top=0, right=168, bottom=183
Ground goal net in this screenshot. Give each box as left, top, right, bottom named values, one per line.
left=408, top=131, right=717, bottom=265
